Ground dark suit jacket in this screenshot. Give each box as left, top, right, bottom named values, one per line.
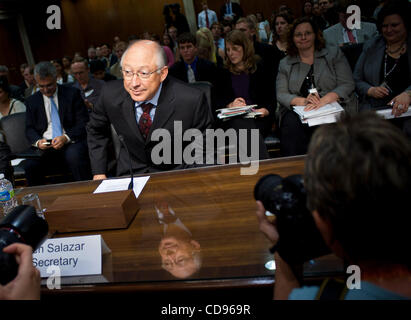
left=168, top=58, right=218, bottom=84
left=86, top=77, right=213, bottom=176
left=219, top=1, right=243, bottom=21
left=25, top=85, right=89, bottom=145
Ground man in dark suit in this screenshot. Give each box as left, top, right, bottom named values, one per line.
left=220, top=0, right=243, bottom=23
left=86, top=40, right=213, bottom=180
left=169, top=33, right=218, bottom=84
left=22, top=61, right=91, bottom=186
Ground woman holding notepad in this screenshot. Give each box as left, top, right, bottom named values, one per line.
left=276, top=17, right=356, bottom=156
left=214, top=30, right=276, bottom=160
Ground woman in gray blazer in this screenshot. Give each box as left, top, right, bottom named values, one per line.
left=276, top=17, right=356, bottom=156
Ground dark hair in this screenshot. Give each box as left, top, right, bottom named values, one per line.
left=51, top=59, right=69, bottom=83
left=305, top=112, right=411, bottom=268
left=71, top=56, right=89, bottom=68
left=0, top=76, right=10, bottom=95
left=177, top=32, right=196, bottom=46
left=89, top=60, right=106, bottom=73
left=286, top=16, right=325, bottom=57
left=271, top=13, right=294, bottom=42
left=161, top=33, right=175, bottom=51
left=376, top=0, right=411, bottom=33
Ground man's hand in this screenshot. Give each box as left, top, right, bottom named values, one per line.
left=0, top=243, right=41, bottom=300
left=37, top=139, right=52, bottom=150
left=51, top=135, right=68, bottom=150
left=255, top=201, right=279, bottom=245
left=93, top=174, right=107, bottom=180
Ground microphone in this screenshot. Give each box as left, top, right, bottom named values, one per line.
left=117, top=134, right=134, bottom=190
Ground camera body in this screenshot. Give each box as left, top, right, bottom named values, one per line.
left=254, top=174, right=330, bottom=265
left=0, top=205, right=48, bottom=285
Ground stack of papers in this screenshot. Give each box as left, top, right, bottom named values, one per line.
left=293, top=102, right=344, bottom=127
left=376, top=107, right=411, bottom=120
left=216, top=105, right=262, bottom=120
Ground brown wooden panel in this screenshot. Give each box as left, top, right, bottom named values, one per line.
left=0, top=18, right=27, bottom=85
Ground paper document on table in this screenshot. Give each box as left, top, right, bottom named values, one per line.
left=93, top=176, right=150, bottom=198
left=376, top=108, right=411, bottom=120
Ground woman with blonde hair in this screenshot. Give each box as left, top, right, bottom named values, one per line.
left=196, top=27, right=223, bottom=66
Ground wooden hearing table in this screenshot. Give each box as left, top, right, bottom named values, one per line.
left=15, top=156, right=343, bottom=296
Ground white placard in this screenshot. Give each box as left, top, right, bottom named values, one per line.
left=33, top=235, right=110, bottom=278
left=93, top=176, right=150, bottom=198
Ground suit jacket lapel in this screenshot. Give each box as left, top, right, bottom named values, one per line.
left=120, top=92, right=145, bottom=144
left=148, top=79, right=175, bottom=141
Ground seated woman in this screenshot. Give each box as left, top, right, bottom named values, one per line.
left=215, top=30, right=277, bottom=160
left=353, top=2, right=411, bottom=136
left=0, top=76, right=26, bottom=119
left=196, top=27, right=223, bottom=68
left=51, top=59, right=74, bottom=85
left=276, top=17, right=357, bottom=156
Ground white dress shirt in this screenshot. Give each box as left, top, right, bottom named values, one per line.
left=198, top=9, right=218, bottom=29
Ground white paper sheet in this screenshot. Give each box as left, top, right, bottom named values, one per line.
left=93, top=176, right=150, bottom=198
left=376, top=108, right=411, bottom=120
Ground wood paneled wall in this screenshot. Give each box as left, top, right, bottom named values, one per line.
left=0, top=0, right=303, bottom=85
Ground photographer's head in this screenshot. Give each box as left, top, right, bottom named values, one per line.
left=305, top=112, right=411, bottom=272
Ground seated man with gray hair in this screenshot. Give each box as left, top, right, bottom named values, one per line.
left=22, top=61, right=91, bottom=186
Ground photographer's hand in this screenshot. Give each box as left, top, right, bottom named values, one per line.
left=255, top=201, right=279, bottom=245
left=256, top=201, right=302, bottom=300
left=0, top=243, right=41, bottom=300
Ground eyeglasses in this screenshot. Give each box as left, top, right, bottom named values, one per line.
left=294, top=31, right=314, bottom=38
left=121, top=66, right=164, bottom=80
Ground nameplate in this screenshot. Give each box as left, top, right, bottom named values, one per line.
left=32, top=235, right=111, bottom=278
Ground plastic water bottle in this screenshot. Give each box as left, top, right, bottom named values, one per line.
left=0, top=173, right=17, bottom=217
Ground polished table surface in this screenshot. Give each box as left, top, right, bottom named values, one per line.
left=16, top=156, right=343, bottom=294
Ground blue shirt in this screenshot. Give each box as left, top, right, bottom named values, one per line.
left=289, top=281, right=410, bottom=300
left=184, top=56, right=199, bottom=78
left=135, top=82, right=163, bottom=123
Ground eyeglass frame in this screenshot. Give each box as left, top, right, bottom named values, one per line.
left=121, top=66, right=165, bottom=80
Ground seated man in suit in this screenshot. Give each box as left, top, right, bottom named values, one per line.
left=169, top=32, right=218, bottom=85
left=87, top=40, right=213, bottom=180
left=22, top=61, right=91, bottom=186
left=323, top=1, right=378, bottom=47
left=71, top=57, right=105, bottom=111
